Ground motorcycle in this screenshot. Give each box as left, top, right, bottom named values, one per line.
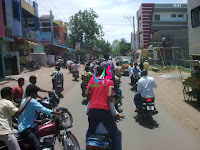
left=0, top=109, right=80, bottom=150
left=131, top=74, right=140, bottom=91
left=54, top=81, right=63, bottom=97
left=73, top=71, right=79, bottom=81
left=139, top=97, right=155, bottom=122
left=37, top=92, right=73, bottom=126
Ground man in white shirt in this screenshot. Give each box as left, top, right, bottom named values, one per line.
left=134, top=70, right=157, bottom=112
left=128, top=63, right=134, bottom=85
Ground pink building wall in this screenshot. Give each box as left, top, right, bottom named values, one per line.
left=0, top=0, right=5, bottom=37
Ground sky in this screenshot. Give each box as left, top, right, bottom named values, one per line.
left=36, top=0, right=187, bottom=44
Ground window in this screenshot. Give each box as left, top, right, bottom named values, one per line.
left=171, top=14, right=176, bottom=18
left=178, top=14, right=183, bottom=18
left=191, top=6, right=200, bottom=28
left=13, top=2, right=20, bottom=20
left=154, top=15, right=160, bottom=21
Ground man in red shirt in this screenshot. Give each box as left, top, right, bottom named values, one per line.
left=12, top=78, right=24, bottom=105
left=85, top=66, right=122, bottom=150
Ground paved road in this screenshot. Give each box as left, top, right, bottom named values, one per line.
left=56, top=71, right=200, bottom=150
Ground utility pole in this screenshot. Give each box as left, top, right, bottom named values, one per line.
left=124, top=16, right=136, bottom=60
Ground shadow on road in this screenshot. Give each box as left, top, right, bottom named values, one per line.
left=184, top=100, right=200, bottom=112
left=133, top=115, right=159, bottom=129
left=72, top=79, right=79, bottom=82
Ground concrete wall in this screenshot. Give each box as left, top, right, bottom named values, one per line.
left=29, top=53, right=47, bottom=66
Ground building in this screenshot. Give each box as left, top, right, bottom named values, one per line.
left=187, top=0, right=200, bottom=59
left=136, top=3, right=189, bottom=66
left=137, top=3, right=187, bottom=49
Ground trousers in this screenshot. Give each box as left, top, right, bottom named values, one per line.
left=0, top=133, right=21, bottom=150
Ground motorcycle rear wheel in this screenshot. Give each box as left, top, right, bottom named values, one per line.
left=62, top=131, right=80, bottom=150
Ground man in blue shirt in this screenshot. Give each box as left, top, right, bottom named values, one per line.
left=18, top=84, right=61, bottom=150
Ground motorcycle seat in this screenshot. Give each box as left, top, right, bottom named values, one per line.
left=95, top=122, right=109, bottom=135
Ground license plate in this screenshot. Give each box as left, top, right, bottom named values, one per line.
left=147, top=106, right=154, bottom=110
left=57, top=83, right=62, bottom=87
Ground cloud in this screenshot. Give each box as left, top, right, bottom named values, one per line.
left=37, top=0, right=187, bottom=43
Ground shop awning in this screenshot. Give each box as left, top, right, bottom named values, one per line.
left=181, top=59, right=200, bottom=66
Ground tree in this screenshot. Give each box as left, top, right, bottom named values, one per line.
left=119, top=38, right=131, bottom=55
left=111, top=39, right=120, bottom=55
left=95, top=38, right=111, bottom=54
left=68, top=9, right=104, bottom=48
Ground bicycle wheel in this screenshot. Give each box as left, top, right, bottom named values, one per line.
left=62, top=131, right=80, bottom=150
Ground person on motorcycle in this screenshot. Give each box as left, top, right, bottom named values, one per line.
left=115, top=62, right=121, bottom=80
left=72, top=61, right=79, bottom=78
left=81, top=65, right=93, bottom=97
left=134, top=70, right=157, bottom=112
left=12, top=78, right=25, bottom=106
left=0, top=87, right=32, bottom=150
left=51, top=66, right=64, bottom=90
left=85, top=66, right=122, bottom=150
left=18, top=84, right=62, bottom=150
left=132, top=63, right=141, bottom=87
left=24, top=76, right=52, bottom=99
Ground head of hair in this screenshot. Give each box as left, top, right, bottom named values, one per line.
left=141, top=70, right=148, bottom=76
left=56, top=66, right=60, bottom=71
left=96, top=66, right=104, bottom=76
left=18, top=78, right=24, bottom=84
left=1, top=87, right=12, bottom=99
left=74, top=61, right=78, bottom=64
left=103, top=54, right=109, bottom=60
left=134, top=62, right=138, bottom=66
left=116, top=62, right=119, bottom=66
left=29, top=76, right=37, bottom=83
left=26, top=84, right=39, bottom=97
left=85, top=65, right=89, bottom=71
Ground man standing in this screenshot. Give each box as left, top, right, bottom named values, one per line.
left=143, top=60, right=150, bottom=71
left=85, top=66, right=122, bottom=150
left=115, top=62, right=121, bottom=80
left=134, top=71, right=157, bottom=112
left=0, top=87, right=31, bottom=150
left=12, top=78, right=25, bottom=105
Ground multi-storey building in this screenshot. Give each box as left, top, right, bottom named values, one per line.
left=137, top=3, right=187, bottom=49
left=135, top=3, right=189, bottom=66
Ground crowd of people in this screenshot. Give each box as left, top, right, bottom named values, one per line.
left=0, top=55, right=156, bottom=150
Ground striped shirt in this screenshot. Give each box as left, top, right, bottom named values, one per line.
left=53, top=71, right=63, bottom=82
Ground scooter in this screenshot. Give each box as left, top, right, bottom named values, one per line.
left=73, top=71, right=79, bottom=81
left=86, top=123, right=111, bottom=150
left=0, top=109, right=80, bottom=150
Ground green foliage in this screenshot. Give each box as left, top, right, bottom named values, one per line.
left=95, top=38, right=111, bottom=54
left=111, top=39, right=120, bottom=55
left=119, top=38, right=131, bottom=55
left=68, top=9, right=103, bottom=48
left=111, top=38, right=131, bottom=55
